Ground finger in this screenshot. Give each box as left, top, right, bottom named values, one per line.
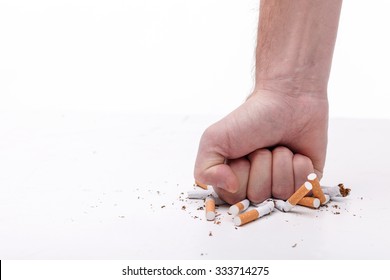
left=272, top=146, right=294, bottom=199
left=213, top=158, right=249, bottom=205
left=247, top=148, right=272, bottom=204
left=293, top=154, right=314, bottom=191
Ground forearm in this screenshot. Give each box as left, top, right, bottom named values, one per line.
left=255, top=0, right=342, bottom=96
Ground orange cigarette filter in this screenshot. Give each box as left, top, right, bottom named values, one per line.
left=195, top=180, right=208, bottom=190
left=205, top=197, right=216, bottom=221
left=307, top=173, right=326, bottom=204
left=234, top=209, right=259, bottom=226
left=297, top=197, right=320, bottom=209
left=287, top=181, right=312, bottom=206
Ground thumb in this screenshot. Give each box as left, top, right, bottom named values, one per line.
left=194, top=126, right=240, bottom=193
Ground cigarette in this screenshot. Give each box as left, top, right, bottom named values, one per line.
left=205, top=197, right=216, bottom=221
left=187, top=189, right=226, bottom=205
left=195, top=180, right=208, bottom=190
left=228, top=199, right=250, bottom=216
left=187, top=189, right=213, bottom=199
left=297, top=197, right=320, bottom=209
left=233, top=201, right=274, bottom=226
left=274, top=200, right=293, bottom=212
left=287, top=181, right=313, bottom=206
left=274, top=182, right=312, bottom=212
left=307, top=173, right=327, bottom=205
left=321, top=183, right=351, bottom=198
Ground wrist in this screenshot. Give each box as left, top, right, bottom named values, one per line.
left=253, top=78, right=328, bottom=100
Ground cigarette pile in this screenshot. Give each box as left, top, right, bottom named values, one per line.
left=190, top=173, right=351, bottom=227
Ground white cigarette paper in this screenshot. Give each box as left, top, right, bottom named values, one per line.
left=321, top=185, right=350, bottom=198
left=187, top=189, right=226, bottom=205
left=321, top=186, right=340, bottom=197
left=187, top=189, right=213, bottom=199
left=274, top=200, right=294, bottom=212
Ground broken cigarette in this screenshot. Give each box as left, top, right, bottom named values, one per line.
left=205, top=197, right=216, bottom=221
left=274, top=182, right=313, bottom=212
left=195, top=180, right=208, bottom=190
left=187, top=189, right=213, bottom=199
left=321, top=183, right=351, bottom=198
left=307, top=173, right=327, bottom=205
left=233, top=201, right=274, bottom=226
left=187, top=189, right=226, bottom=205
left=228, top=199, right=250, bottom=216
left=297, top=197, right=320, bottom=209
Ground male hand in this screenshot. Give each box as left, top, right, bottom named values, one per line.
left=194, top=89, right=328, bottom=204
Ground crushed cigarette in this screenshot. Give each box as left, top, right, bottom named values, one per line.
left=187, top=189, right=213, bottom=199
left=228, top=199, right=250, bottom=216
left=234, top=201, right=274, bottom=227
left=321, top=184, right=351, bottom=198
left=187, top=188, right=226, bottom=205
left=185, top=175, right=351, bottom=227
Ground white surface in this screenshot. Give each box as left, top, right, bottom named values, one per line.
left=1, top=112, right=389, bottom=259
left=1, top=0, right=390, bottom=118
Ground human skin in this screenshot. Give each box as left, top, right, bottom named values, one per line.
left=194, top=0, right=342, bottom=204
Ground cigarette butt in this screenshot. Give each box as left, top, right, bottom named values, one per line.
left=205, top=197, right=216, bottom=221
left=234, top=201, right=274, bottom=226
left=287, top=181, right=312, bottom=206
left=297, top=197, right=320, bottom=209
left=228, top=199, right=250, bottom=216
left=195, top=181, right=208, bottom=190
left=307, top=173, right=327, bottom=205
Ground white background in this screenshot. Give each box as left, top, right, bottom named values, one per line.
left=1, top=0, right=390, bottom=118
left=1, top=1, right=390, bottom=261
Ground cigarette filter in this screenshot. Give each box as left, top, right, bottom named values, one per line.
left=228, top=199, right=250, bottom=216
left=205, top=197, right=216, bottom=221
left=287, top=181, right=313, bottom=206
left=307, top=173, right=327, bottom=205
left=195, top=180, right=208, bottom=190
left=297, top=197, right=320, bottom=209
left=234, top=201, right=274, bottom=226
